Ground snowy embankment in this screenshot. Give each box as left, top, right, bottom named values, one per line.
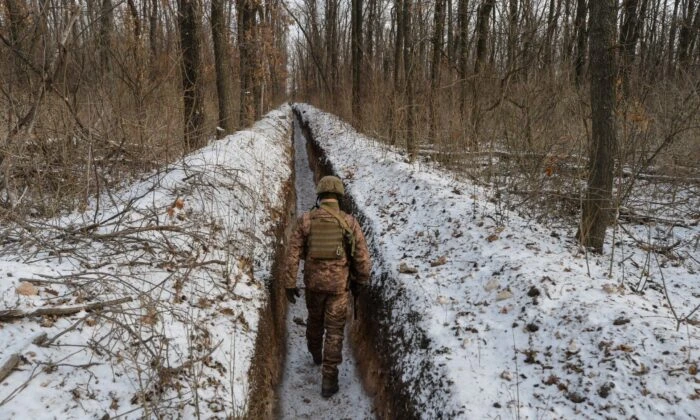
left=0, top=106, right=293, bottom=418
left=294, top=103, right=699, bottom=419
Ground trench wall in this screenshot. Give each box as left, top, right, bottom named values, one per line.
left=246, top=123, right=296, bottom=419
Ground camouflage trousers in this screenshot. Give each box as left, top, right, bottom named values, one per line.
left=305, top=290, right=349, bottom=380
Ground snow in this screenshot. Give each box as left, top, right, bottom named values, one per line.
left=277, top=117, right=374, bottom=418
left=294, top=103, right=700, bottom=419
left=0, top=106, right=293, bottom=419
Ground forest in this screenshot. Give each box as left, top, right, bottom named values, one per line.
left=0, top=1, right=698, bottom=418
left=1, top=0, right=698, bottom=250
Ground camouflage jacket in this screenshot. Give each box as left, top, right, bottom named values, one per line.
left=285, top=201, right=372, bottom=294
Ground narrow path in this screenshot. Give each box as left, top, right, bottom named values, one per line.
left=277, top=121, right=374, bottom=419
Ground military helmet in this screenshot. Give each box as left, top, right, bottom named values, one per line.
left=316, top=176, right=345, bottom=197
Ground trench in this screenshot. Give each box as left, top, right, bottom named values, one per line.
left=275, top=116, right=375, bottom=418
left=292, top=108, right=422, bottom=419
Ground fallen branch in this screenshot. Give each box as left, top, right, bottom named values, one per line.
left=0, top=354, right=20, bottom=383
left=0, top=296, right=133, bottom=322
left=618, top=207, right=695, bottom=228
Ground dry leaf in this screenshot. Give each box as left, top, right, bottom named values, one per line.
left=399, top=262, right=418, bottom=274
left=219, top=307, right=235, bottom=316
left=431, top=256, right=448, bottom=267
left=17, top=282, right=38, bottom=296
left=496, top=290, right=513, bottom=301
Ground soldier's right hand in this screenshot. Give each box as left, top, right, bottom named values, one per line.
left=285, top=288, right=301, bottom=304
left=350, top=281, right=368, bottom=297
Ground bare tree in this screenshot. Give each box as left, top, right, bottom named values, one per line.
left=352, top=0, right=363, bottom=124
left=178, top=0, right=206, bottom=150
left=238, top=0, right=260, bottom=127
left=578, top=0, right=617, bottom=253
left=212, top=0, right=236, bottom=136
left=430, top=0, right=445, bottom=142
left=404, top=0, right=417, bottom=159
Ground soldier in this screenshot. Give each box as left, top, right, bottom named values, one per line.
left=285, top=175, right=372, bottom=398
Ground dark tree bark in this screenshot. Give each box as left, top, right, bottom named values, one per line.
left=474, top=0, right=494, bottom=74
left=149, top=0, right=159, bottom=59
left=325, top=0, right=338, bottom=91
left=507, top=0, right=518, bottom=71
left=351, top=0, right=363, bottom=124
left=470, top=0, right=493, bottom=148
left=563, top=0, right=573, bottom=62
left=98, top=0, right=113, bottom=72
left=677, top=0, right=696, bottom=68
left=430, top=0, right=445, bottom=142
left=667, top=0, right=680, bottom=73
left=212, top=0, right=235, bottom=136
left=573, top=0, right=588, bottom=86
left=619, top=0, right=640, bottom=98
left=688, top=1, right=700, bottom=63
left=578, top=0, right=617, bottom=253
left=390, top=0, right=404, bottom=145
left=446, top=0, right=454, bottom=64
left=238, top=0, right=259, bottom=127
left=458, top=0, right=469, bottom=119
left=126, top=0, right=141, bottom=39
left=403, top=0, right=416, bottom=160
left=178, top=0, right=205, bottom=150
left=544, top=0, right=561, bottom=70
left=643, top=0, right=664, bottom=77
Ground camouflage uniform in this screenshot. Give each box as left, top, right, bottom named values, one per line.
left=285, top=200, right=372, bottom=384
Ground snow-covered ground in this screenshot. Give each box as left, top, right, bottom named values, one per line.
left=0, top=107, right=293, bottom=419
left=277, top=119, right=374, bottom=419
left=295, top=103, right=700, bottom=419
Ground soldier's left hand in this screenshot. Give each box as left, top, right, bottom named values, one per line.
left=285, top=287, right=301, bottom=304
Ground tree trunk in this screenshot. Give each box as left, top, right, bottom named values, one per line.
left=578, top=0, right=617, bottom=253
left=212, top=0, right=235, bottom=136
left=403, top=0, right=416, bottom=160
left=474, top=0, right=494, bottom=74
left=325, top=0, right=338, bottom=93
left=563, top=0, right=573, bottom=62
left=149, top=0, right=159, bottom=60
left=458, top=0, right=469, bottom=120
left=471, top=0, right=493, bottom=149
left=573, top=0, right=588, bottom=86
left=430, top=0, right=445, bottom=142
left=126, top=0, right=141, bottom=39
left=238, top=0, right=258, bottom=127
left=178, top=0, right=205, bottom=150
left=98, top=0, right=113, bottom=72
left=507, top=0, right=518, bottom=71
left=667, top=0, right=680, bottom=74
left=447, top=0, right=454, bottom=64
left=544, top=0, right=561, bottom=71
left=391, top=0, right=404, bottom=145
left=351, top=0, right=363, bottom=124
left=619, top=0, right=640, bottom=99
left=688, top=1, right=700, bottom=64
left=677, top=0, right=696, bottom=68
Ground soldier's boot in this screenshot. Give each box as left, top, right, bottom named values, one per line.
left=321, top=375, right=339, bottom=398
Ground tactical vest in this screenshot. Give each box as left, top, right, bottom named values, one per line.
left=307, top=207, right=355, bottom=260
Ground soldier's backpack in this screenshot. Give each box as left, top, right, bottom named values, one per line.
left=307, top=206, right=356, bottom=260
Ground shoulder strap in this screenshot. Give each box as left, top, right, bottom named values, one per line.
left=320, top=206, right=356, bottom=257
